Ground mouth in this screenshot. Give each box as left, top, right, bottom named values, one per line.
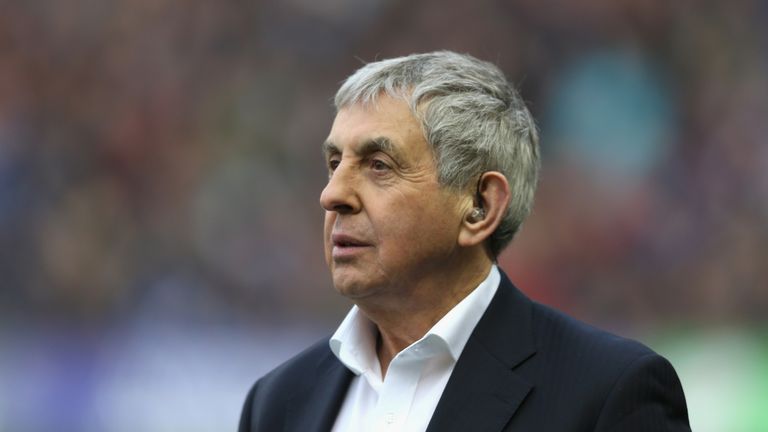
left=331, top=233, right=369, bottom=247
left=330, top=233, right=371, bottom=258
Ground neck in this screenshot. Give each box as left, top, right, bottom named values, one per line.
left=357, top=253, right=493, bottom=377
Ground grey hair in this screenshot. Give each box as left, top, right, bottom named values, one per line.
left=334, top=51, right=540, bottom=257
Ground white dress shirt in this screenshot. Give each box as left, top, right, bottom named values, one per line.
left=329, top=265, right=501, bottom=432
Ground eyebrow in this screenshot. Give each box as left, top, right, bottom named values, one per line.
left=322, top=136, right=403, bottom=163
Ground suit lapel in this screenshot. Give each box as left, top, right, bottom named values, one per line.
left=286, top=351, right=353, bottom=432
left=426, top=272, right=537, bottom=432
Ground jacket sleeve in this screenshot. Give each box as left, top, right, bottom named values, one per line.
left=593, top=353, right=691, bottom=432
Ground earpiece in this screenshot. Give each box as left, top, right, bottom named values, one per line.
left=468, top=207, right=486, bottom=222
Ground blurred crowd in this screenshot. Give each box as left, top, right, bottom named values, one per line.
left=0, top=1, right=767, bottom=429
left=1, top=0, right=765, bottom=330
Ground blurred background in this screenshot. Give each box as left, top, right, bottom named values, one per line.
left=1, top=0, right=766, bottom=430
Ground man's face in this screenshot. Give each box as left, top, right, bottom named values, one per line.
left=320, top=96, right=465, bottom=303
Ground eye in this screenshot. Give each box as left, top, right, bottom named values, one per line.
left=328, top=158, right=340, bottom=172
left=371, top=159, right=391, bottom=171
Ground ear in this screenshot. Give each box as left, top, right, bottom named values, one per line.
left=458, top=171, right=511, bottom=249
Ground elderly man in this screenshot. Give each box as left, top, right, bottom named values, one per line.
left=239, top=51, right=690, bottom=432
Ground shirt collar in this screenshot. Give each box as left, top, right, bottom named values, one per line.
left=329, top=305, right=379, bottom=376
left=330, top=265, right=500, bottom=374
left=427, top=265, right=500, bottom=360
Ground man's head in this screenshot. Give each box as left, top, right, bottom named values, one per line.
left=333, top=51, right=540, bottom=257
left=321, top=51, right=539, bottom=301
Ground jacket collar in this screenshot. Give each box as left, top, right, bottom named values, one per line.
left=425, top=270, right=537, bottom=432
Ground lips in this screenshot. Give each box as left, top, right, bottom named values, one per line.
left=332, top=233, right=370, bottom=247
left=330, top=233, right=371, bottom=259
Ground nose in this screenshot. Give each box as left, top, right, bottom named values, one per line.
left=319, top=162, right=361, bottom=214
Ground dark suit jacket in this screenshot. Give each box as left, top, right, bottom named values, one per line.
left=239, top=272, right=691, bottom=431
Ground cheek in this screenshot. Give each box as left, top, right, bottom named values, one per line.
left=406, top=201, right=461, bottom=248
left=380, top=207, right=446, bottom=252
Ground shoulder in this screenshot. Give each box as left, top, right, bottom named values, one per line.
left=238, top=338, right=336, bottom=431
left=244, top=338, right=333, bottom=404
left=517, top=299, right=690, bottom=431
left=526, top=298, right=669, bottom=395
left=530, top=300, right=655, bottom=369
left=491, top=272, right=657, bottom=372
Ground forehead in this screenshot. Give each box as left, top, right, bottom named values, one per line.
left=325, top=96, right=428, bottom=156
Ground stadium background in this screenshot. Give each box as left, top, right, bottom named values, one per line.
left=0, top=0, right=766, bottom=430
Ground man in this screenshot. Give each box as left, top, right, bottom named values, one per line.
left=240, top=51, right=691, bottom=431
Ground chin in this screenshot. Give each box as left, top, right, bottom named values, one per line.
left=331, top=271, right=377, bottom=300
left=332, top=279, right=367, bottom=299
